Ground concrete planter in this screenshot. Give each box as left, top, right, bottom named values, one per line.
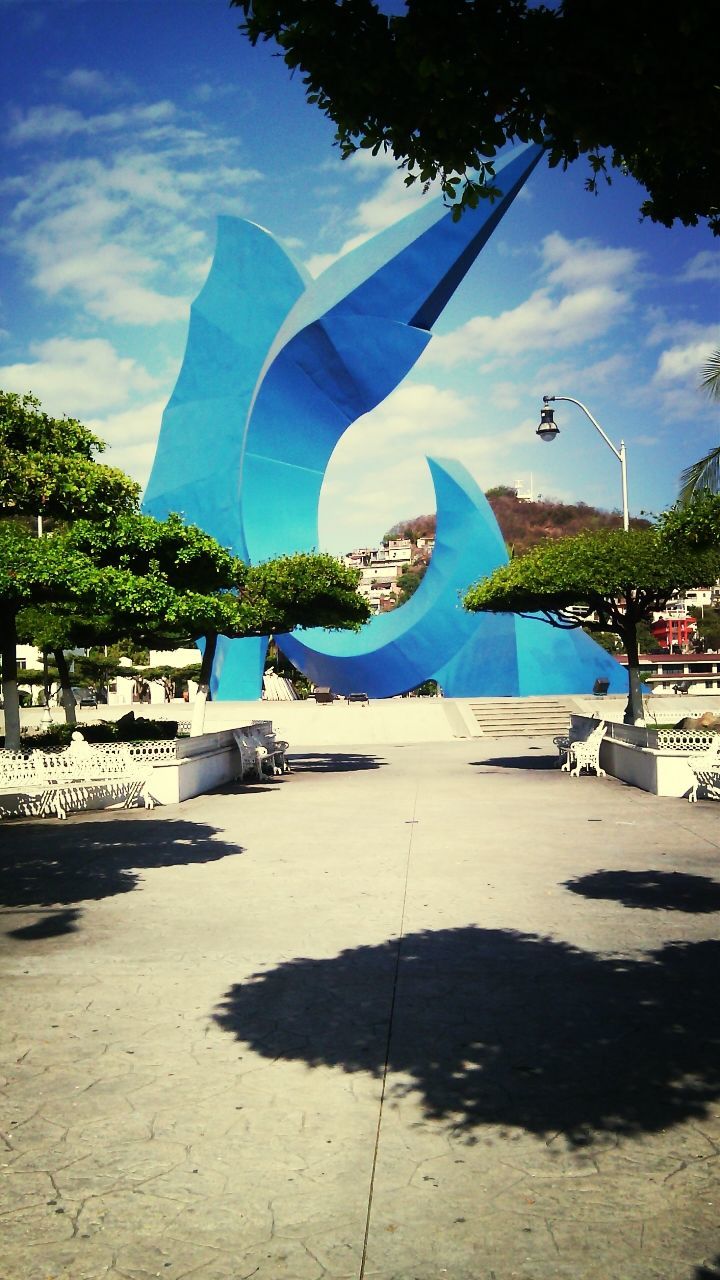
left=0, top=725, right=269, bottom=819
left=598, top=737, right=695, bottom=798
left=144, top=729, right=242, bottom=805
left=568, top=715, right=709, bottom=798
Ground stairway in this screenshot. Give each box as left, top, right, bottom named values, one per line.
left=465, top=697, right=576, bottom=737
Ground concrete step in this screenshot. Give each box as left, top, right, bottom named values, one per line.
left=467, top=698, right=574, bottom=737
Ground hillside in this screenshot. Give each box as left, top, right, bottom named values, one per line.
left=385, top=486, right=650, bottom=557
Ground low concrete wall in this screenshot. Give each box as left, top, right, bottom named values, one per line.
left=0, top=725, right=269, bottom=819
left=146, top=730, right=240, bottom=805
left=569, top=714, right=695, bottom=798
left=599, top=737, right=694, bottom=798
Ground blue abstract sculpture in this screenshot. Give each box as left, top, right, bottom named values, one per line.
left=144, top=143, right=627, bottom=699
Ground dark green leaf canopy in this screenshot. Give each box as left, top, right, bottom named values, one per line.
left=1, top=390, right=371, bottom=744
left=240, top=553, right=369, bottom=636
left=463, top=522, right=720, bottom=724
left=236, top=0, right=719, bottom=233
left=68, top=511, right=239, bottom=593
left=657, top=493, right=720, bottom=551
left=0, top=391, right=138, bottom=522
left=463, top=528, right=720, bottom=624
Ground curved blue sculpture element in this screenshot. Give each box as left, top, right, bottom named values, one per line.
left=279, top=456, right=514, bottom=696
left=144, top=141, right=627, bottom=699
left=280, top=455, right=627, bottom=697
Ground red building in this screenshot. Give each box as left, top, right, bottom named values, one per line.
left=650, top=615, right=697, bottom=651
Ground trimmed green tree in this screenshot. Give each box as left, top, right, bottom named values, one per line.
left=3, top=393, right=371, bottom=746
left=16, top=511, right=250, bottom=736
left=657, top=492, right=720, bottom=551
left=23, top=515, right=370, bottom=737
left=0, top=391, right=138, bottom=747
left=187, top=552, right=371, bottom=735
left=0, top=390, right=138, bottom=526
left=66, top=516, right=368, bottom=733
left=463, top=526, right=720, bottom=725
left=0, top=523, right=137, bottom=748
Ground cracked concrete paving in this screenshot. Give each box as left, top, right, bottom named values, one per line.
left=1, top=737, right=720, bottom=1280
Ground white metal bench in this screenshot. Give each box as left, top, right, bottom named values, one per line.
left=559, top=720, right=607, bottom=778
left=0, top=734, right=156, bottom=820
left=252, top=720, right=290, bottom=775
left=0, top=751, right=55, bottom=819
left=554, top=719, right=601, bottom=770
left=233, top=726, right=290, bottom=781
left=687, top=735, right=720, bottom=803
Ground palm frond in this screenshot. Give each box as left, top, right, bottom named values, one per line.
left=678, top=446, right=720, bottom=505
left=700, top=349, right=720, bottom=401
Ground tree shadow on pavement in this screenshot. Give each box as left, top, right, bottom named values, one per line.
left=0, top=819, right=243, bottom=909
left=289, top=753, right=386, bottom=773
left=213, top=926, right=720, bottom=1146
left=471, top=755, right=559, bottom=771
left=7, top=907, right=82, bottom=939
left=695, top=1257, right=720, bottom=1278
left=564, top=869, right=720, bottom=913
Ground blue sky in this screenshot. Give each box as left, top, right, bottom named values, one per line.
left=1, top=0, right=718, bottom=553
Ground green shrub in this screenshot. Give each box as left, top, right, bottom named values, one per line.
left=115, top=715, right=178, bottom=741
left=17, top=714, right=179, bottom=750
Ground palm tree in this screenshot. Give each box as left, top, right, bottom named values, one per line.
left=678, top=349, right=720, bottom=505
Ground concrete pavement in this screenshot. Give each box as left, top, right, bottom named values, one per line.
left=2, top=737, right=720, bottom=1279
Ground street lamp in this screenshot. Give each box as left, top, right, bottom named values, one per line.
left=536, top=406, right=559, bottom=443
left=536, top=394, right=629, bottom=531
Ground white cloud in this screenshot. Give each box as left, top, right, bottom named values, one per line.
left=3, top=127, right=261, bottom=325
left=318, top=379, right=535, bottom=549
left=428, top=285, right=629, bottom=367
left=644, top=324, right=720, bottom=424
left=93, top=282, right=189, bottom=326
left=8, top=100, right=176, bottom=143
left=0, top=338, right=160, bottom=416
left=679, top=251, right=720, bottom=284
left=306, top=250, right=342, bottom=278
left=489, top=381, right=523, bottom=411
left=540, top=232, right=642, bottom=289
left=345, top=148, right=401, bottom=180
left=419, top=232, right=646, bottom=370
left=653, top=334, right=720, bottom=386
left=534, top=353, right=632, bottom=397
left=58, top=67, right=133, bottom=98
left=352, top=171, right=432, bottom=233
left=645, top=318, right=718, bottom=349
left=31, top=242, right=188, bottom=325
left=24, top=226, right=190, bottom=326
left=305, top=160, right=439, bottom=275
left=86, top=398, right=167, bottom=485
left=328, top=382, right=477, bottom=464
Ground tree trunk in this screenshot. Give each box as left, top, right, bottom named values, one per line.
left=1, top=609, right=21, bottom=751
left=42, top=649, right=51, bottom=709
left=190, top=632, right=217, bottom=737
left=53, top=649, right=77, bottom=725
left=622, top=620, right=644, bottom=725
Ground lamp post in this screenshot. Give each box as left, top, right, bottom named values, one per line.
left=536, top=395, right=629, bottom=531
